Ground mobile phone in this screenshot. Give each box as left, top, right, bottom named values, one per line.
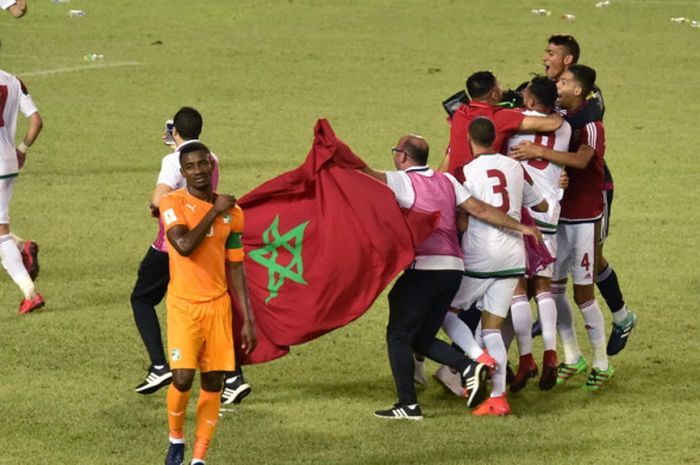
left=164, top=119, right=175, bottom=145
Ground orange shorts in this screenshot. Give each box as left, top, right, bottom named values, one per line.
left=166, top=292, right=235, bottom=372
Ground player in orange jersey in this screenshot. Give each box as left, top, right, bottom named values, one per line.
left=159, top=142, right=256, bottom=465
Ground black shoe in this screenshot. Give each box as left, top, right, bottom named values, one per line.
left=135, top=365, right=172, bottom=394
left=607, top=311, right=637, bottom=356
left=221, top=374, right=251, bottom=405
left=374, top=403, right=423, bottom=420
left=462, top=361, right=488, bottom=408
left=164, top=441, right=184, bottom=465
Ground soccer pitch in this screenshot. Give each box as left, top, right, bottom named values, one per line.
left=1, top=0, right=699, bottom=464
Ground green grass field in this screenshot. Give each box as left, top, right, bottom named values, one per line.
left=1, top=0, right=699, bottom=464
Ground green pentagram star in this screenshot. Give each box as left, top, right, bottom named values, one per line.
left=248, top=215, right=310, bottom=303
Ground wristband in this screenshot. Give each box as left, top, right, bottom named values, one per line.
left=17, top=142, right=28, bottom=153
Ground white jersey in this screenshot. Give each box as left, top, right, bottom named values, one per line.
left=461, top=153, right=543, bottom=277
left=507, top=110, right=571, bottom=233
left=0, top=70, right=39, bottom=177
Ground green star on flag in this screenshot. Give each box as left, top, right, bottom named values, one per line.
left=248, top=215, right=310, bottom=303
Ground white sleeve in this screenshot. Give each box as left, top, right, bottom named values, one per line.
left=155, top=153, right=183, bottom=188
left=385, top=171, right=415, bottom=208
left=0, top=1, right=16, bottom=10
left=444, top=172, right=471, bottom=205
left=522, top=169, right=544, bottom=207
left=19, top=93, right=38, bottom=117
left=554, top=121, right=572, bottom=152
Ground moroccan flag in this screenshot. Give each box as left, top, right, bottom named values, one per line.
left=234, top=119, right=437, bottom=364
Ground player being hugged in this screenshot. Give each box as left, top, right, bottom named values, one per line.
left=506, top=76, right=571, bottom=392
left=159, top=142, right=256, bottom=465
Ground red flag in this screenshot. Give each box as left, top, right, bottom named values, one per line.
left=234, top=119, right=438, bottom=364
left=521, top=207, right=555, bottom=276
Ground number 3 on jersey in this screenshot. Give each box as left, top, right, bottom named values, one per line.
left=486, top=169, right=510, bottom=212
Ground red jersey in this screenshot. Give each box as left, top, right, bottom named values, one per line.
left=560, top=104, right=605, bottom=222
left=447, top=101, right=525, bottom=178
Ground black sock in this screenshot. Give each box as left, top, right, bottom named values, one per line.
left=595, top=264, right=625, bottom=313
left=458, top=303, right=481, bottom=335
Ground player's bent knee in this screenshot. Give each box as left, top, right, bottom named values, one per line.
left=200, top=371, right=224, bottom=392
left=171, top=369, right=195, bottom=392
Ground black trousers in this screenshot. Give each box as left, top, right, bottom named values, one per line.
left=131, top=247, right=170, bottom=366
left=386, top=269, right=468, bottom=405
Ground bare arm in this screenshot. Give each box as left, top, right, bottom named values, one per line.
left=16, top=112, right=42, bottom=169
left=510, top=141, right=594, bottom=169
left=459, top=197, right=542, bottom=242
left=227, top=260, right=257, bottom=354
left=166, top=194, right=235, bottom=256
left=518, top=113, right=563, bottom=133
left=359, top=165, right=388, bottom=184
left=7, top=0, right=27, bottom=18
left=437, top=153, right=450, bottom=173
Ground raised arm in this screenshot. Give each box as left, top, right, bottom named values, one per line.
left=227, top=260, right=257, bottom=354
left=359, top=165, right=388, bottom=184
left=518, top=112, right=563, bottom=133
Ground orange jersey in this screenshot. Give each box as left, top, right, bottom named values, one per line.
left=160, top=188, right=245, bottom=302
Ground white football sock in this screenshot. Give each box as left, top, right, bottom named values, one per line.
left=443, top=311, right=484, bottom=360
left=611, top=305, right=628, bottom=325
left=579, top=299, right=608, bottom=370
left=510, top=294, right=533, bottom=356
left=536, top=292, right=558, bottom=352
left=482, top=329, right=507, bottom=397
left=0, top=234, right=34, bottom=299
left=552, top=283, right=581, bottom=364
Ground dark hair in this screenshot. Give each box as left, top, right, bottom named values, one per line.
left=178, top=141, right=210, bottom=165
left=528, top=75, right=558, bottom=111
left=548, top=34, right=580, bottom=63
left=466, top=71, right=497, bottom=100
left=568, top=64, right=596, bottom=97
left=468, top=117, right=495, bottom=148
left=173, top=106, right=203, bottom=140
left=404, top=138, right=429, bottom=165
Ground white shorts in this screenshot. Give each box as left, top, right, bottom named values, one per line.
left=552, top=222, right=597, bottom=285
left=450, top=275, right=518, bottom=318
left=0, top=177, right=16, bottom=224
left=531, top=233, right=557, bottom=278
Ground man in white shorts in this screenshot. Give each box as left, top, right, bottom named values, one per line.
left=511, top=64, right=613, bottom=391
left=506, top=76, right=571, bottom=391
left=0, top=68, right=44, bottom=314
left=447, top=117, right=547, bottom=416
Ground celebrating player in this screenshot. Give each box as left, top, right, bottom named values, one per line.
left=511, top=64, right=613, bottom=390
left=506, top=76, right=571, bottom=391
left=160, top=143, right=256, bottom=465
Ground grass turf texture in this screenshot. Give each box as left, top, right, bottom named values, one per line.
left=1, top=0, right=699, bottom=464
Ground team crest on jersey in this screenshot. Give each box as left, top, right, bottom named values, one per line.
left=223, top=213, right=232, bottom=224
left=170, top=348, right=181, bottom=362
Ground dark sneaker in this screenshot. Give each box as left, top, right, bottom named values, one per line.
left=510, top=355, right=538, bottom=393
left=18, top=293, right=45, bottom=315
left=221, top=374, right=251, bottom=405
left=585, top=366, right=614, bottom=391
left=21, top=241, right=40, bottom=281
left=135, top=365, right=172, bottom=394
left=607, top=311, right=637, bottom=356
left=164, top=441, right=185, bottom=465
left=374, top=403, right=423, bottom=420
left=462, top=361, right=488, bottom=408
left=539, top=350, right=559, bottom=391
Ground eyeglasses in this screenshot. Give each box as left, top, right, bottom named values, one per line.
left=391, top=146, right=412, bottom=157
